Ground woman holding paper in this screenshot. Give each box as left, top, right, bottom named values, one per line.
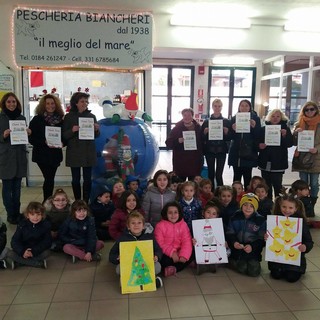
left=201, top=98, right=231, bottom=189
left=29, top=94, right=64, bottom=202
left=228, top=99, right=261, bottom=190
left=257, top=109, right=293, bottom=199
left=63, top=91, right=100, bottom=203
left=292, top=101, right=320, bottom=211
left=0, top=92, right=31, bottom=224
left=165, top=108, right=203, bottom=181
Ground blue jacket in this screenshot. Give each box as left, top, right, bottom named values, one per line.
left=226, top=210, right=266, bottom=261
left=59, top=216, right=98, bottom=254
left=179, top=198, right=202, bottom=233
left=11, top=218, right=52, bottom=257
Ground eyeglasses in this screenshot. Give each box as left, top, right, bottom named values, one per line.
left=305, top=108, right=316, bottom=112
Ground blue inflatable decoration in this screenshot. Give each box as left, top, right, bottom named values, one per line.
left=93, top=117, right=159, bottom=190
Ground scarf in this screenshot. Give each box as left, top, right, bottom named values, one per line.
left=44, top=112, right=63, bottom=126
left=298, top=114, right=320, bottom=131
left=3, top=107, right=21, bottom=120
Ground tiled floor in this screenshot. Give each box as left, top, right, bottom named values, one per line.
left=0, top=150, right=320, bottom=320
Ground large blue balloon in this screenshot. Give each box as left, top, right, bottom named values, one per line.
left=93, top=118, right=159, bottom=185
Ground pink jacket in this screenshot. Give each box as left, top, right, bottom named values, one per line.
left=154, top=219, right=192, bottom=260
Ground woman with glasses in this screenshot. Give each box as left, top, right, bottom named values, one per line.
left=292, top=101, right=320, bottom=215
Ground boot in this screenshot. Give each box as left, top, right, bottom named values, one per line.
left=83, top=182, right=92, bottom=204
left=311, top=197, right=318, bottom=216
left=72, top=182, right=81, bottom=200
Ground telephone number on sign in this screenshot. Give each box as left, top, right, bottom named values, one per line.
left=81, top=57, right=120, bottom=63
left=30, top=55, right=67, bottom=61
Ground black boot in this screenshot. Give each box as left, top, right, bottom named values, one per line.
left=72, top=183, right=81, bottom=200
left=311, top=197, right=318, bottom=216
left=83, top=182, right=92, bottom=204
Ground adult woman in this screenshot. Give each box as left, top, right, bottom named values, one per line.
left=201, top=98, right=230, bottom=189
left=292, top=101, right=320, bottom=212
left=228, top=99, right=261, bottom=190
left=0, top=93, right=31, bottom=224
left=258, top=109, right=293, bottom=198
left=62, top=92, right=100, bottom=203
left=29, top=94, right=64, bottom=202
left=165, top=108, right=203, bottom=181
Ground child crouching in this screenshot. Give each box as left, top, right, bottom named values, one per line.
left=7, top=202, right=52, bottom=269
left=226, top=193, right=266, bottom=277
left=59, top=200, right=104, bottom=263
left=109, top=211, right=163, bottom=288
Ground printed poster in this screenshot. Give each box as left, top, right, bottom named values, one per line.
left=265, top=125, right=281, bottom=146
left=183, top=130, right=197, bottom=150
left=9, top=120, right=28, bottom=145
left=120, top=240, right=156, bottom=294
left=45, top=126, right=62, bottom=148
left=235, top=112, right=250, bottom=133
left=265, top=215, right=303, bottom=266
left=208, top=119, right=223, bottom=140
left=79, top=117, right=94, bottom=140
left=192, top=218, right=228, bottom=264
left=297, top=130, right=314, bottom=152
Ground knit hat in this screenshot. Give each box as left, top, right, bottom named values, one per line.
left=240, top=193, right=259, bottom=212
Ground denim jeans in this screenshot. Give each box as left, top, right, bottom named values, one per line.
left=1, top=177, right=22, bottom=221
left=299, top=172, right=319, bottom=198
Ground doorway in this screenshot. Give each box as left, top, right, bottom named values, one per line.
left=151, top=66, right=195, bottom=148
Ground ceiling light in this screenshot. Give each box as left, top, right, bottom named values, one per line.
left=211, top=57, right=255, bottom=65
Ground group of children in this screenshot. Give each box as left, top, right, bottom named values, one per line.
left=0, top=170, right=315, bottom=286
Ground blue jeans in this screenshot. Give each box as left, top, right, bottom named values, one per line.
left=299, top=172, right=319, bottom=198
left=1, top=177, right=22, bottom=221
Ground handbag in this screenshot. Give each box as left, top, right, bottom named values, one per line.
left=292, top=152, right=314, bottom=170
left=239, top=137, right=258, bottom=161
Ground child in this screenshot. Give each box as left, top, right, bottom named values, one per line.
left=290, top=179, right=314, bottom=218
left=214, top=185, right=239, bottom=228
left=193, top=203, right=228, bottom=275
left=176, top=181, right=202, bottom=233
left=199, top=179, right=215, bottom=208
left=193, top=175, right=203, bottom=185
left=109, top=211, right=163, bottom=288
left=109, top=190, right=144, bottom=240
left=112, top=179, right=126, bottom=208
left=59, top=200, right=104, bottom=263
left=232, top=181, right=245, bottom=204
left=254, top=183, right=274, bottom=219
left=125, top=175, right=143, bottom=198
left=154, top=201, right=192, bottom=277
left=247, top=176, right=265, bottom=193
left=0, top=217, right=7, bottom=269
left=7, top=202, right=52, bottom=269
left=170, top=175, right=182, bottom=193
left=142, top=170, right=176, bottom=227
left=226, top=193, right=266, bottom=277
left=89, top=184, right=115, bottom=241
left=44, top=188, right=71, bottom=251
left=267, top=194, right=313, bottom=282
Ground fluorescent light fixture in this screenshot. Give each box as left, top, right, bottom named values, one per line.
left=212, top=57, right=255, bottom=65
left=284, top=8, right=320, bottom=32
left=170, top=15, right=251, bottom=29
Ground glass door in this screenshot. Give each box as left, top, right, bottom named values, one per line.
left=151, top=66, right=194, bottom=148
left=208, top=67, right=256, bottom=118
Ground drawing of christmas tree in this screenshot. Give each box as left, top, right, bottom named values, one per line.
left=127, top=246, right=153, bottom=290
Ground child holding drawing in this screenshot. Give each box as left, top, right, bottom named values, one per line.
left=267, top=194, right=313, bottom=282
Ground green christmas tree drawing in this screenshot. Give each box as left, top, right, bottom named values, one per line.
left=127, top=246, right=153, bottom=290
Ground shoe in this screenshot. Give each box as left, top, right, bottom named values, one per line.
left=209, top=264, right=217, bottom=273
left=43, top=259, right=47, bottom=269
left=196, top=264, right=204, bottom=275
left=92, top=253, right=101, bottom=261
left=0, top=260, right=7, bottom=269
left=11, top=260, right=15, bottom=270
left=72, top=256, right=77, bottom=264
left=164, top=266, right=176, bottom=277
left=155, top=276, right=163, bottom=288
left=7, top=218, right=18, bottom=225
